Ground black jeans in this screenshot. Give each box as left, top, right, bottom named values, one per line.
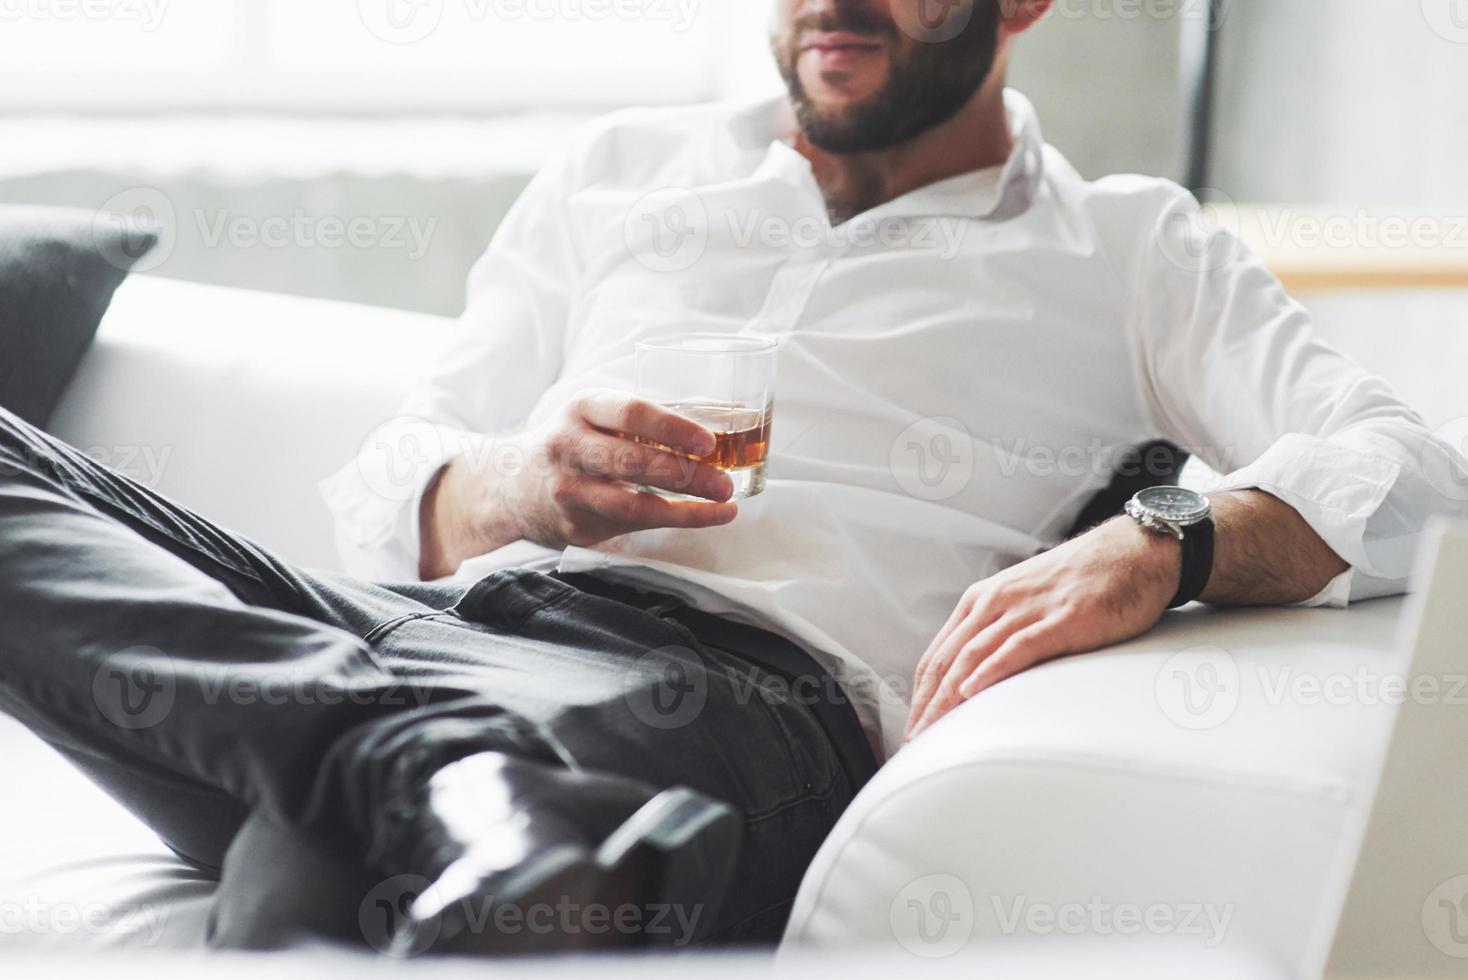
left=0, top=406, right=873, bottom=943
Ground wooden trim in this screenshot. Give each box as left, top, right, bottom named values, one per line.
left=1217, top=204, right=1468, bottom=294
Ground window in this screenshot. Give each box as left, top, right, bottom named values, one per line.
left=0, top=0, right=773, bottom=111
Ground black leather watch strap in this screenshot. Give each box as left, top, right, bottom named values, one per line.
left=1168, top=517, right=1215, bottom=609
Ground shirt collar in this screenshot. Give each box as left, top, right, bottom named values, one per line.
left=727, top=87, right=1046, bottom=222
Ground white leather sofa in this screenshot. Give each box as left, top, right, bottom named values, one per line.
left=2, top=273, right=1430, bottom=977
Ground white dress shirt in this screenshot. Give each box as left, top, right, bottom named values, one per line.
left=321, top=90, right=1468, bottom=759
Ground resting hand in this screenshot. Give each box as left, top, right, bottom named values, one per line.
left=903, top=516, right=1180, bottom=742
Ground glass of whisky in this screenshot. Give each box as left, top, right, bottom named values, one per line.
left=634, top=333, right=778, bottom=500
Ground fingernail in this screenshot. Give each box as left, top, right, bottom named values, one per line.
left=695, top=431, right=716, bottom=454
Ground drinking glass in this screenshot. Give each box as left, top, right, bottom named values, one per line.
left=634, top=334, right=778, bottom=500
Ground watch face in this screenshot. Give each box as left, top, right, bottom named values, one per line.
left=1135, top=486, right=1211, bottom=523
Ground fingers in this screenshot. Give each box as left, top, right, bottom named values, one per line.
left=574, top=479, right=738, bottom=534
left=907, top=614, right=1020, bottom=739
left=575, top=390, right=717, bottom=457
left=958, top=623, right=1063, bottom=700
left=906, top=590, right=998, bottom=735
left=905, top=619, right=1064, bottom=742
left=555, top=429, right=734, bottom=501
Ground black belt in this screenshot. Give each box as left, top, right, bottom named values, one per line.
left=553, top=571, right=879, bottom=795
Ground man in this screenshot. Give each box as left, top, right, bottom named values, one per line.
left=4, top=0, right=1464, bottom=956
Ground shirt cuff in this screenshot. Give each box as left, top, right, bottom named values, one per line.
left=318, top=417, right=485, bottom=581
left=1205, top=433, right=1401, bottom=602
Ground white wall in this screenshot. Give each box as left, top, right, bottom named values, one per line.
left=1212, top=0, right=1468, bottom=204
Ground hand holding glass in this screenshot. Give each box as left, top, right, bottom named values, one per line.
left=634, top=335, right=778, bottom=500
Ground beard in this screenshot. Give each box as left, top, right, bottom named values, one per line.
left=772, top=2, right=1002, bottom=155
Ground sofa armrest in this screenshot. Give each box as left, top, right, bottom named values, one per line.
left=784, top=600, right=1405, bottom=974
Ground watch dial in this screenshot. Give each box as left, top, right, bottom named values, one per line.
left=1137, top=486, right=1209, bottom=521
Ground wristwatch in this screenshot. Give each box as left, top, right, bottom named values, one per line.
left=1124, top=486, right=1214, bottom=609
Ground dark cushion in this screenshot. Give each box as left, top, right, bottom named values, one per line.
left=0, top=205, right=158, bottom=427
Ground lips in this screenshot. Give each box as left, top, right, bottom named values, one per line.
left=800, top=31, right=884, bottom=55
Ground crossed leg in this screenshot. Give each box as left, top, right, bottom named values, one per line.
left=0, top=407, right=853, bottom=948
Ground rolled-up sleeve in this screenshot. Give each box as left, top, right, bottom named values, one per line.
left=1130, top=188, right=1468, bottom=604
left=318, top=144, right=584, bottom=581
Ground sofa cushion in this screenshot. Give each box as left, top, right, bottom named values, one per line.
left=0, top=205, right=157, bottom=426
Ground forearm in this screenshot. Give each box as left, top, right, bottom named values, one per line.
left=418, top=452, right=523, bottom=581
left=1197, top=489, right=1349, bottom=606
